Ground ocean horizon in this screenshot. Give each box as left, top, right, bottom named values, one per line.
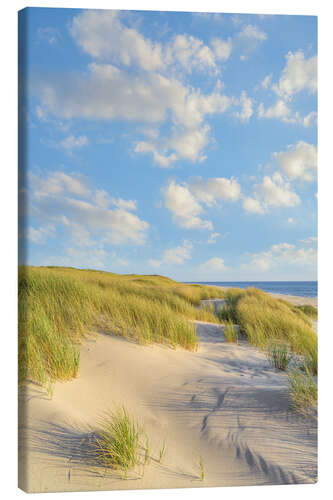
left=184, top=281, right=317, bottom=298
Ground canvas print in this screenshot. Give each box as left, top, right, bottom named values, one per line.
left=18, top=7, right=318, bottom=493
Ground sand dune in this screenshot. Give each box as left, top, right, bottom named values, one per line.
left=19, top=301, right=317, bottom=493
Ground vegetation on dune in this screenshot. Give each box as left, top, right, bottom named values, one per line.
left=95, top=406, right=146, bottom=478
left=18, top=266, right=225, bottom=385
left=287, top=368, right=317, bottom=417
left=221, top=287, right=317, bottom=375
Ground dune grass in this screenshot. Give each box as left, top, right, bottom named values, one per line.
left=95, top=406, right=146, bottom=477
left=287, top=368, right=317, bottom=417
left=223, top=287, right=317, bottom=375
left=224, top=320, right=238, bottom=343
left=18, top=266, right=225, bottom=385
left=266, top=341, right=292, bottom=371
left=295, top=304, right=318, bottom=320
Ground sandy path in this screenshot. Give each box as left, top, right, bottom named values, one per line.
left=19, top=318, right=317, bottom=493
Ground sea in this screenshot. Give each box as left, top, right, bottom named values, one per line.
left=184, top=281, right=317, bottom=298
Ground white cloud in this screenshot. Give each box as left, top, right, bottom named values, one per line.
left=164, top=181, right=213, bottom=230
left=60, top=135, right=88, bottom=151
left=237, top=24, right=267, bottom=59
left=261, top=73, right=272, bottom=89
left=259, top=172, right=300, bottom=208
left=70, top=10, right=164, bottom=72
left=238, top=25, right=267, bottom=42
left=163, top=240, right=193, bottom=265
left=245, top=242, right=316, bottom=272
left=200, top=257, right=227, bottom=271
left=37, top=62, right=233, bottom=166
left=26, top=224, right=56, bottom=244
left=211, top=37, right=232, bottom=61
left=242, top=196, right=265, bottom=214
left=258, top=100, right=316, bottom=128
left=70, top=10, right=226, bottom=76
left=288, top=217, right=294, bottom=224
left=273, top=51, right=317, bottom=100
left=31, top=171, right=91, bottom=198
left=167, top=34, right=217, bottom=73
left=134, top=142, right=177, bottom=167
left=208, top=232, right=221, bottom=244
left=189, top=176, right=241, bottom=206
left=234, top=91, right=254, bottom=122
left=28, top=170, right=149, bottom=247
left=243, top=172, right=300, bottom=214
left=273, top=141, right=317, bottom=182
left=258, top=100, right=291, bottom=120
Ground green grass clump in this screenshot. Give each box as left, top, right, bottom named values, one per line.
left=266, top=341, right=292, bottom=371
left=295, top=304, right=318, bottom=320
left=19, top=266, right=225, bottom=385
left=287, top=368, right=317, bottom=417
left=223, top=287, right=317, bottom=375
left=224, top=320, right=238, bottom=343
left=95, top=406, right=145, bottom=477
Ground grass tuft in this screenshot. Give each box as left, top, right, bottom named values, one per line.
left=266, top=341, right=292, bottom=371
left=95, top=406, right=144, bottom=477
left=224, top=320, right=238, bottom=343
left=287, top=368, right=317, bottom=417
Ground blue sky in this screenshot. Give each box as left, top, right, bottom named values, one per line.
left=19, top=7, right=317, bottom=281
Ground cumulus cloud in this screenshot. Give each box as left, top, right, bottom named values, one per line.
left=273, top=141, right=317, bottom=182
left=28, top=170, right=149, bottom=247
left=258, top=51, right=317, bottom=126
left=70, top=10, right=164, bottom=72
left=258, top=99, right=291, bottom=120
left=70, top=10, right=228, bottom=76
left=164, top=181, right=213, bottom=230
left=34, top=10, right=256, bottom=167
left=259, top=172, right=300, bottom=207
left=164, top=177, right=241, bottom=230
left=234, top=91, right=254, bottom=122
left=200, top=257, right=227, bottom=271
left=36, top=61, right=234, bottom=165
left=211, top=37, right=232, bottom=61
left=258, top=100, right=316, bottom=127
left=237, top=24, right=267, bottom=59
left=273, top=51, right=317, bottom=100
left=238, top=24, right=267, bottom=42
left=163, top=240, right=193, bottom=265
left=245, top=241, right=316, bottom=272
left=242, top=196, right=265, bottom=214
left=243, top=172, right=300, bottom=214
left=189, top=177, right=241, bottom=206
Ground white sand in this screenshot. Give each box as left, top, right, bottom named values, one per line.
left=19, top=309, right=317, bottom=493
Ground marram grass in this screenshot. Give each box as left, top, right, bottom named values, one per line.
left=95, top=406, right=145, bottom=477
left=223, top=287, right=317, bottom=375
left=18, top=266, right=225, bottom=385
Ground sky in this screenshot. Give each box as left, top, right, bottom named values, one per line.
left=18, top=7, right=317, bottom=281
